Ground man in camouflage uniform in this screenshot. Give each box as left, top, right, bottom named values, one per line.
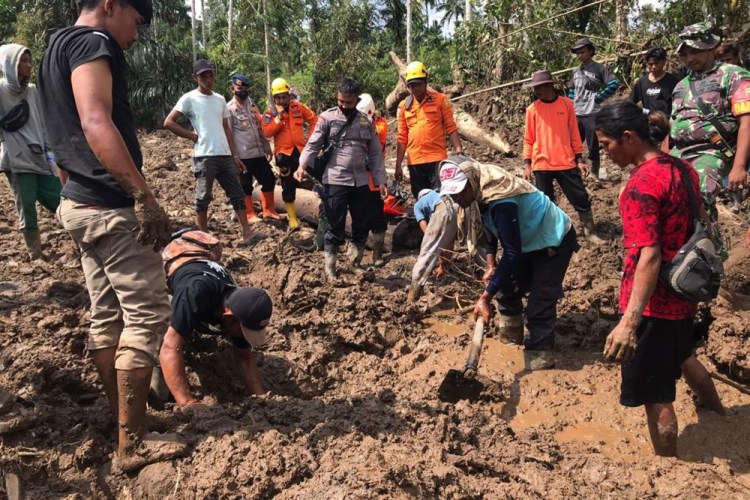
left=670, top=23, right=750, bottom=260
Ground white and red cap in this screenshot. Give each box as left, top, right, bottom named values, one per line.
left=439, top=161, right=468, bottom=195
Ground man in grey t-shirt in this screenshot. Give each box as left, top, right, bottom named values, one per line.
left=567, top=38, right=620, bottom=180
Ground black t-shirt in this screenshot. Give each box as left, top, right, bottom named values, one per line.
left=38, top=26, right=143, bottom=208
left=628, top=73, right=681, bottom=116
left=168, top=260, right=250, bottom=349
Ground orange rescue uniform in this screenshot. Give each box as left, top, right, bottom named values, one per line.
left=369, top=116, right=389, bottom=191
left=523, top=96, right=583, bottom=171
left=397, top=90, right=457, bottom=165
left=262, top=101, right=318, bottom=156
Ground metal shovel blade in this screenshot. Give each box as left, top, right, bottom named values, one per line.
left=438, top=369, right=484, bottom=403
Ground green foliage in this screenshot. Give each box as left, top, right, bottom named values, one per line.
left=2, top=0, right=749, bottom=128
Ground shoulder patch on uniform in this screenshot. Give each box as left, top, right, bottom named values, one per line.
left=264, top=114, right=272, bottom=124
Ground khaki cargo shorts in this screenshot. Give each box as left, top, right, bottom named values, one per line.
left=58, top=197, right=171, bottom=370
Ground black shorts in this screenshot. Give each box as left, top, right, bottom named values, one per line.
left=620, top=316, right=694, bottom=407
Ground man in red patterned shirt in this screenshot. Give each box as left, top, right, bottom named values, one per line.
left=596, top=101, right=723, bottom=457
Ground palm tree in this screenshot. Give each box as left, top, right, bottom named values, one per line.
left=437, top=0, right=464, bottom=28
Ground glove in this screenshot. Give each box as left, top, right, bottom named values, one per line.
left=134, top=194, right=171, bottom=251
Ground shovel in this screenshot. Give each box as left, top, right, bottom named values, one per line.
left=438, top=317, right=486, bottom=403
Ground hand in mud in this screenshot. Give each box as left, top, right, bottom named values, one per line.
left=603, top=322, right=637, bottom=363
left=473, top=296, right=492, bottom=323
left=482, top=266, right=496, bottom=286
left=180, top=401, right=210, bottom=417
left=394, top=165, right=403, bottom=182
left=134, top=195, right=171, bottom=251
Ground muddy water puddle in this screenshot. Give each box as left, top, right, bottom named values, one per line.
left=424, top=316, right=653, bottom=461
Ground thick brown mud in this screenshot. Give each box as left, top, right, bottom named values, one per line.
left=0, top=128, right=749, bottom=497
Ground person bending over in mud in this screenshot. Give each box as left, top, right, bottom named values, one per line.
left=595, top=101, right=724, bottom=457
left=159, top=230, right=270, bottom=410
left=440, top=154, right=579, bottom=371
left=407, top=188, right=458, bottom=304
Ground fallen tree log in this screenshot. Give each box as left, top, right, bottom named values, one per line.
left=454, top=111, right=511, bottom=154
left=251, top=186, right=422, bottom=249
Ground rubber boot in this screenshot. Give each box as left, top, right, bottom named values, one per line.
left=347, top=241, right=365, bottom=266
left=590, top=159, right=601, bottom=181
left=149, top=366, right=171, bottom=403
left=579, top=210, right=605, bottom=244
left=371, top=232, right=386, bottom=267
left=22, top=229, right=44, bottom=261
left=245, top=196, right=261, bottom=223
left=300, top=218, right=326, bottom=252
left=324, top=249, right=337, bottom=278
left=524, top=350, right=555, bottom=371
left=496, top=314, right=524, bottom=344
left=285, top=202, right=299, bottom=231
left=260, top=191, right=280, bottom=220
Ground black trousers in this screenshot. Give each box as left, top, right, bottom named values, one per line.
left=533, top=168, right=592, bottom=213
left=323, top=184, right=372, bottom=251
left=240, top=156, right=276, bottom=195
left=407, top=161, right=441, bottom=199
left=577, top=114, right=600, bottom=167
left=495, top=228, right=578, bottom=350
left=275, top=149, right=300, bottom=203
left=368, top=189, right=387, bottom=233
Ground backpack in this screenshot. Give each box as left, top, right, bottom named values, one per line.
left=659, top=160, right=723, bottom=302
left=162, top=230, right=223, bottom=278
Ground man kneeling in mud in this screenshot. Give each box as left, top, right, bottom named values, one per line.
left=159, top=230, right=271, bottom=410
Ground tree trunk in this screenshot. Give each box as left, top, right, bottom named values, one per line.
left=406, top=0, right=412, bottom=62
left=465, top=0, right=471, bottom=23
left=191, top=0, right=197, bottom=61
left=263, top=0, right=272, bottom=109
left=228, top=0, right=233, bottom=49
left=201, top=0, right=206, bottom=48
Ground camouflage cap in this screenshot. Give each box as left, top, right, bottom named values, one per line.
left=676, top=22, right=721, bottom=52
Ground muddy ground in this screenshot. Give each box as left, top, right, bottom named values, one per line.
left=1, top=120, right=750, bottom=498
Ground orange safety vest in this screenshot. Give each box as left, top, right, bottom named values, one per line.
left=262, top=101, right=318, bottom=156
left=368, top=116, right=389, bottom=191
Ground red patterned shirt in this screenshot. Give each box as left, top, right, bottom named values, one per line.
left=618, top=154, right=699, bottom=320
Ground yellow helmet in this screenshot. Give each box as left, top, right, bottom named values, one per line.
left=271, top=77, right=290, bottom=96
left=405, top=61, right=427, bottom=82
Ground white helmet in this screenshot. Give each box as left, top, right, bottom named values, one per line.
left=357, top=93, right=376, bottom=119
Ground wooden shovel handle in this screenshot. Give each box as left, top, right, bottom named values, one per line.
left=464, top=317, right=485, bottom=379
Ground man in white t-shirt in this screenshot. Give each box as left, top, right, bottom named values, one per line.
left=164, top=59, right=257, bottom=243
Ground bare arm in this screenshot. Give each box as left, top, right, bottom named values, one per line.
left=72, top=58, right=153, bottom=199
left=223, top=118, right=246, bottom=172
left=159, top=327, right=197, bottom=408
left=232, top=346, right=264, bottom=396
left=448, top=130, right=462, bottom=154
left=728, top=114, right=750, bottom=190
left=72, top=58, right=169, bottom=248
left=604, top=245, right=661, bottom=362
left=163, top=109, right=198, bottom=142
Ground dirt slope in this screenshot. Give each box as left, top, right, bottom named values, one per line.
left=1, top=128, right=749, bottom=498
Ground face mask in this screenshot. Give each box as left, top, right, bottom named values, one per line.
left=340, top=106, right=356, bottom=116
left=234, top=90, right=249, bottom=100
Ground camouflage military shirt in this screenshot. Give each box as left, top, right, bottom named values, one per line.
left=670, top=61, right=750, bottom=148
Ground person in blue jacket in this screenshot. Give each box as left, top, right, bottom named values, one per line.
left=439, top=155, right=579, bottom=370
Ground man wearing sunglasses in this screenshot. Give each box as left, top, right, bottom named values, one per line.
left=0, top=43, right=64, bottom=260
left=395, top=61, right=462, bottom=198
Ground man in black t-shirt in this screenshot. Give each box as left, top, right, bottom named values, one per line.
left=159, top=260, right=272, bottom=409
left=38, top=0, right=179, bottom=473
left=629, top=47, right=680, bottom=117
